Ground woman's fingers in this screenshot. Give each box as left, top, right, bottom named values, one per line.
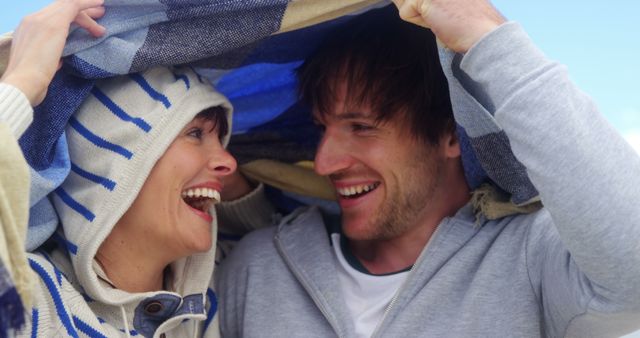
left=74, top=11, right=106, bottom=37
left=82, top=6, right=106, bottom=19
left=68, top=0, right=106, bottom=12
left=0, top=0, right=107, bottom=106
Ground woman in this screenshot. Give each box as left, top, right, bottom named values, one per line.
left=1, top=1, right=262, bottom=336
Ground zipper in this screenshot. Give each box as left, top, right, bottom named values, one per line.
left=275, top=233, right=346, bottom=338
left=370, top=218, right=448, bottom=338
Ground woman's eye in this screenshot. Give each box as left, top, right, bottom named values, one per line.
left=187, top=128, right=203, bottom=139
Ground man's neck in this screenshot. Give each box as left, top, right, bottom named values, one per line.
left=349, top=216, right=441, bottom=275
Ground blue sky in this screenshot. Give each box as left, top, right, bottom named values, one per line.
left=493, top=0, right=640, bottom=154
left=2, top=1, right=639, bottom=153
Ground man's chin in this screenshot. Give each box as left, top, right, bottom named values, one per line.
left=341, top=219, right=378, bottom=242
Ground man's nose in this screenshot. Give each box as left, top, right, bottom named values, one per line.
left=314, top=130, right=351, bottom=176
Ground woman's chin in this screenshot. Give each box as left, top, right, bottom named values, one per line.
left=186, top=232, right=214, bottom=254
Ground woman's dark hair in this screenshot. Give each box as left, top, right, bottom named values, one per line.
left=297, top=6, right=455, bottom=145
left=195, top=105, right=229, bottom=140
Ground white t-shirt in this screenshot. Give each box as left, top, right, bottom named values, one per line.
left=331, top=233, right=409, bottom=338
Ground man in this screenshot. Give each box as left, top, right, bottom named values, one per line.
left=216, top=0, right=640, bottom=337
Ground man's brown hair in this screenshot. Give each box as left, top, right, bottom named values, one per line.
left=297, top=6, right=455, bottom=145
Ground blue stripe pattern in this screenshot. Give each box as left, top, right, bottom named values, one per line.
left=55, top=188, right=96, bottom=222
left=31, top=308, right=38, bottom=338
left=82, top=293, right=95, bottom=303
left=71, top=162, right=116, bottom=191
left=37, top=250, right=65, bottom=285
left=97, top=317, right=138, bottom=336
left=38, top=250, right=56, bottom=268
left=55, top=269, right=64, bottom=287
left=52, top=231, right=79, bottom=255
left=69, top=116, right=133, bottom=159
left=91, top=87, right=152, bottom=132
left=173, top=72, right=190, bottom=89
left=73, top=316, right=108, bottom=338
left=204, top=288, right=218, bottom=331
left=28, top=259, right=79, bottom=338
left=188, top=66, right=204, bottom=84
left=130, top=73, right=171, bottom=108
left=120, top=329, right=140, bottom=336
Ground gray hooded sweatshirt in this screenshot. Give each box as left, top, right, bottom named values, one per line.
left=216, top=22, right=640, bottom=338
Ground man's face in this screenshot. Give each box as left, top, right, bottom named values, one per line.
left=313, top=88, right=453, bottom=242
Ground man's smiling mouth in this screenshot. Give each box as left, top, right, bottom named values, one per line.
left=336, top=182, right=380, bottom=199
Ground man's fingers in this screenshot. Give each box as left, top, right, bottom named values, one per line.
left=395, top=1, right=430, bottom=28
left=74, top=11, right=106, bottom=37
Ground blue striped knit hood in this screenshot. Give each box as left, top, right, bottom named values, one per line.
left=51, top=66, right=232, bottom=306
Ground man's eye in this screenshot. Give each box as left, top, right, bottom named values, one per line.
left=187, top=128, right=203, bottom=139
left=351, top=123, right=373, bottom=132
left=313, top=120, right=326, bottom=133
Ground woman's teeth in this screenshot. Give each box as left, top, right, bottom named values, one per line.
left=181, top=188, right=221, bottom=203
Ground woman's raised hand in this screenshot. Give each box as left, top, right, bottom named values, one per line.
left=1, top=0, right=106, bottom=106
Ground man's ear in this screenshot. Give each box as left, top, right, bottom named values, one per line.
left=442, top=131, right=461, bottom=159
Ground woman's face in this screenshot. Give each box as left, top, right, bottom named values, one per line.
left=115, top=111, right=236, bottom=259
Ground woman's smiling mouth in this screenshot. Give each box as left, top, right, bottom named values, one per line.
left=181, top=187, right=221, bottom=222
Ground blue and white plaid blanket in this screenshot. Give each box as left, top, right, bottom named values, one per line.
left=17, top=0, right=538, bottom=250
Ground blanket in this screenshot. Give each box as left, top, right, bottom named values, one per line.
left=6, top=0, right=538, bottom=250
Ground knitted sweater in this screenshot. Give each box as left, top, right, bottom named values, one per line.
left=216, top=22, right=640, bottom=338
left=0, top=83, right=34, bottom=335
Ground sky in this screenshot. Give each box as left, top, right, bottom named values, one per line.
left=1, top=1, right=638, bottom=154
left=492, top=0, right=640, bottom=155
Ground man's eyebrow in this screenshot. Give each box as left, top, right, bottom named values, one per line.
left=337, top=111, right=371, bottom=120
left=314, top=111, right=371, bottom=121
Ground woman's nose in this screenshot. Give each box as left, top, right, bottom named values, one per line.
left=208, top=148, right=237, bottom=176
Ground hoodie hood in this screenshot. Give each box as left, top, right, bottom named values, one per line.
left=51, top=66, right=232, bottom=307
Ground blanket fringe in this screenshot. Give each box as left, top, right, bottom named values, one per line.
left=470, top=184, right=543, bottom=226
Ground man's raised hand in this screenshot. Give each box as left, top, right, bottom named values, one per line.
left=392, top=0, right=506, bottom=53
